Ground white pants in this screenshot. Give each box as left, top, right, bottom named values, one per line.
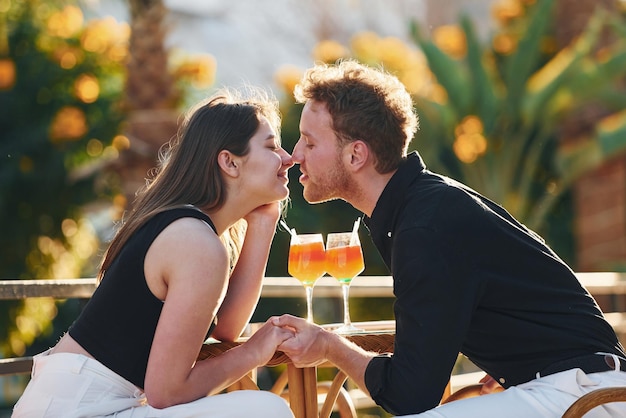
left=12, top=350, right=293, bottom=418
left=402, top=368, right=626, bottom=418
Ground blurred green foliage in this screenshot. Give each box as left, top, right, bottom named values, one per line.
left=0, top=0, right=127, bottom=357
left=410, top=0, right=626, bottom=236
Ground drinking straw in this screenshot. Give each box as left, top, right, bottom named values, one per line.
left=279, top=219, right=298, bottom=242
left=350, top=217, right=361, bottom=245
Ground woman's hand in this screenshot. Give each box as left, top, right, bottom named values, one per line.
left=243, top=319, right=295, bottom=366
left=243, top=200, right=282, bottom=229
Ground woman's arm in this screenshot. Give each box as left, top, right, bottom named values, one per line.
left=143, top=217, right=291, bottom=408
left=212, top=201, right=281, bottom=341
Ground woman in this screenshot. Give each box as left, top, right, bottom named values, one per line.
left=13, top=88, right=296, bottom=417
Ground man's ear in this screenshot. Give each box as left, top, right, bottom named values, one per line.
left=345, top=140, right=369, bottom=172
left=217, top=150, right=240, bottom=178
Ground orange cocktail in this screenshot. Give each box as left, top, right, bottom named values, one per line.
left=325, top=245, right=364, bottom=284
left=326, top=231, right=365, bottom=333
left=287, top=233, right=325, bottom=323
left=288, top=240, right=326, bottom=287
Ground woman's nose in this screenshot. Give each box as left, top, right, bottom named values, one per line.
left=280, top=147, right=295, bottom=168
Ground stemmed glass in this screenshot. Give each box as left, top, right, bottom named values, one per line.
left=287, top=233, right=326, bottom=323
left=325, top=231, right=365, bottom=333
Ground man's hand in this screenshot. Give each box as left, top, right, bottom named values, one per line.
left=273, top=314, right=375, bottom=396
left=479, top=374, right=504, bottom=395
left=271, top=314, right=329, bottom=367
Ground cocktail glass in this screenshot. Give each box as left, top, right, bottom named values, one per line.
left=287, top=233, right=326, bottom=323
left=325, top=231, right=365, bottom=333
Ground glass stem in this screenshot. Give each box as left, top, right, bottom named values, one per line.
left=341, top=283, right=352, bottom=327
left=305, top=285, right=314, bottom=323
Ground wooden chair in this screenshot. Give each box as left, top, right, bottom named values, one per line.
left=440, top=383, right=486, bottom=404
left=441, top=383, right=626, bottom=418
left=562, top=387, right=626, bottom=418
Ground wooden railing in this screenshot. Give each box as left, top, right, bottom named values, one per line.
left=2, top=272, right=626, bottom=378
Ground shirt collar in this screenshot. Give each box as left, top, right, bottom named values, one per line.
left=363, top=151, right=427, bottom=241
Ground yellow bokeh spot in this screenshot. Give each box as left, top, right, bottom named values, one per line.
left=379, top=36, right=411, bottom=66
left=102, top=145, right=119, bottom=159
left=52, top=46, right=84, bottom=69
left=460, top=115, right=484, bottom=135
left=453, top=115, right=488, bottom=163
left=350, top=31, right=381, bottom=63
left=274, top=64, right=304, bottom=96
left=112, top=134, right=131, bottom=151
left=453, top=133, right=488, bottom=163
left=47, top=5, right=84, bottom=38
left=37, top=236, right=53, bottom=255
left=81, top=17, right=130, bottom=61
left=60, top=51, right=77, bottom=69
left=492, top=0, right=525, bottom=24
left=86, top=138, right=103, bottom=156
left=61, top=218, right=78, bottom=237
left=107, top=44, right=128, bottom=62
left=171, top=53, right=217, bottom=89
left=348, top=31, right=431, bottom=96
left=75, top=74, right=99, bottom=103
left=312, top=39, right=349, bottom=64
left=493, top=33, right=517, bottom=55
left=49, top=106, right=88, bottom=142
left=432, top=25, right=467, bottom=60
left=0, top=59, right=16, bottom=89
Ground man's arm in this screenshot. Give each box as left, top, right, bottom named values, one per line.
left=272, top=314, right=376, bottom=396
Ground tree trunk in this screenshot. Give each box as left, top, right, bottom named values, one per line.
left=554, top=0, right=626, bottom=271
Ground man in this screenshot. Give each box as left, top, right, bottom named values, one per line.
left=272, top=60, right=626, bottom=417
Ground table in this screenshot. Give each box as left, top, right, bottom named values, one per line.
left=197, top=320, right=395, bottom=418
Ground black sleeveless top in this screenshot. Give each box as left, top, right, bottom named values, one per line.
left=69, top=207, right=217, bottom=389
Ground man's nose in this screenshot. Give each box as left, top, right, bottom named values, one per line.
left=291, top=139, right=304, bottom=164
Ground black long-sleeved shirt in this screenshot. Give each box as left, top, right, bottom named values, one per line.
left=363, top=152, right=625, bottom=415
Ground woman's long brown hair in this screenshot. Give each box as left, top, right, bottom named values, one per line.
left=98, top=87, right=281, bottom=281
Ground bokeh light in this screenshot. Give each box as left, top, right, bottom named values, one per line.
left=432, top=25, right=467, bottom=59
left=453, top=116, right=488, bottom=163
left=75, top=74, right=100, bottom=103
left=0, top=58, right=16, bottom=89
left=49, top=106, right=88, bottom=142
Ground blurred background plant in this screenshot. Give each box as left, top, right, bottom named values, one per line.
left=0, top=0, right=128, bottom=358
left=409, top=0, right=626, bottom=248
left=0, top=0, right=216, bottom=359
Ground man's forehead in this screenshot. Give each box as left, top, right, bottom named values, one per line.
left=305, top=100, right=327, bottom=113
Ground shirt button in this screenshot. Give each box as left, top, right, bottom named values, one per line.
left=387, top=231, right=392, bottom=237
left=499, top=377, right=506, bottom=384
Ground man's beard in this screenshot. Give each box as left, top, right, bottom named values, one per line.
left=302, top=160, right=353, bottom=204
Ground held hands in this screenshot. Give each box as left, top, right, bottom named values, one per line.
left=245, top=318, right=295, bottom=367
left=271, top=314, right=329, bottom=368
